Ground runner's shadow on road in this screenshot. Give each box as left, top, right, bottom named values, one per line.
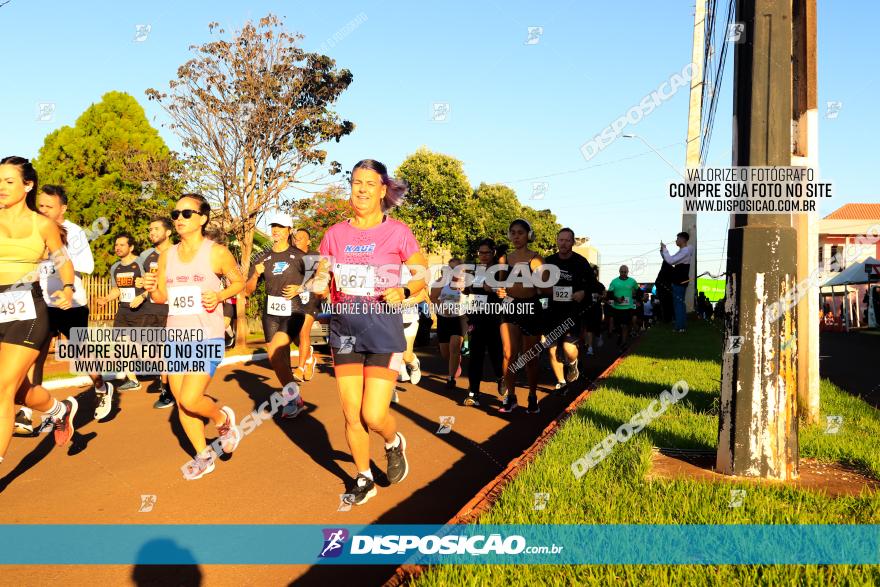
left=226, top=368, right=352, bottom=486
left=131, top=538, right=202, bottom=586
left=0, top=388, right=97, bottom=493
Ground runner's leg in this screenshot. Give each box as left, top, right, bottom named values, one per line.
left=0, top=344, right=41, bottom=459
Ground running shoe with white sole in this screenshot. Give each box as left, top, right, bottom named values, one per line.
left=13, top=409, right=33, bottom=436
left=153, top=388, right=174, bottom=409
left=117, top=379, right=141, bottom=392
left=281, top=398, right=306, bottom=419
left=407, top=358, right=422, bottom=385
left=94, top=382, right=115, bottom=421
left=463, top=393, right=480, bottom=407
left=183, top=454, right=216, bottom=480
left=348, top=474, right=377, bottom=505
left=385, top=432, right=408, bottom=484
left=397, top=362, right=410, bottom=382
left=217, top=406, right=241, bottom=454
left=54, top=397, right=78, bottom=446
left=292, top=366, right=306, bottom=383
left=304, top=349, right=317, bottom=381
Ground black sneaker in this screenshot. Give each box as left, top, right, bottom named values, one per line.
left=498, top=399, right=518, bottom=414
left=463, top=393, right=480, bottom=407
left=347, top=474, right=378, bottom=506
left=153, top=389, right=174, bottom=409
left=526, top=395, right=540, bottom=414
left=117, top=379, right=142, bottom=392
left=13, top=409, right=33, bottom=436
left=553, top=382, right=569, bottom=396
left=385, top=432, right=409, bottom=484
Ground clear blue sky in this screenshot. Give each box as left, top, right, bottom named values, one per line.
left=1, top=1, right=875, bottom=282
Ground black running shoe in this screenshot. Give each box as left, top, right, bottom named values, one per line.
left=385, top=432, right=409, bottom=484
left=153, top=389, right=174, bottom=409
left=13, top=409, right=33, bottom=436
left=347, top=474, right=378, bottom=505
left=463, top=393, right=480, bottom=407
left=526, top=395, right=540, bottom=414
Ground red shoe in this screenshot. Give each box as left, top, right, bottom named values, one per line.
left=53, top=397, right=78, bottom=446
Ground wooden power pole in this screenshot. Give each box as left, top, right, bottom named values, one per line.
left=683, top=0, right=706, bottom=312
left=717, top=0, right=799, bottom=480
left=792, top=0, right=820, bottom=424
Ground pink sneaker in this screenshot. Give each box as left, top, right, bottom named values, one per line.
left=217, top=406, right=241, bottom=454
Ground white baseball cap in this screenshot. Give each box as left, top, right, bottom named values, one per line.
left=266, top=211, right=293, bottom=228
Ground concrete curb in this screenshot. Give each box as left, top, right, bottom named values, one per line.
left=40, top=349, right=301, bottom=390
left=383, top=339, right=642, bottom=587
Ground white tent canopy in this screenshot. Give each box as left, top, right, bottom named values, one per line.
left=822, top=257, right=879, bottom=288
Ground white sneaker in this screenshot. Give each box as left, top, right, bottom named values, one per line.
left=183, top=453, right=216, bottom=481
left=397, top=361, right=410, bottom=382
left=217, top=406, right=241, bottom=454
left=94, top=382, right=114, bottom=421
left=407, top=358, right=422, bottom=385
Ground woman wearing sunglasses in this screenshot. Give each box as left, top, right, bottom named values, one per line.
left=316, top=159, right=428, bottom=505
left=143, top=194, right=245, bottom=480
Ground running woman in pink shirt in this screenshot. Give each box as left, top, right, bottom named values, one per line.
left=143, top=193, right=245, bottom=480
left=316, top=159, right=428, bottom=505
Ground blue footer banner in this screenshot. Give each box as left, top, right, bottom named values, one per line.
left=0, top=525, right=877, bottom=565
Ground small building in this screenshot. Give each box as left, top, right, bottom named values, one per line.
left=818, top=203, right=880, bottom=330
left=818, top=203, right=880, bottom=274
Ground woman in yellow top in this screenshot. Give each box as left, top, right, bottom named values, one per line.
left=0, top=156, right=76, bottom=464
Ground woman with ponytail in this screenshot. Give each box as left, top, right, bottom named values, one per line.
left=315, top=159, right=428, bottom=505
left=0, top=156, right=78, bottom=464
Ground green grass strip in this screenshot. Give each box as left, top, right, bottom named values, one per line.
left=413, top=321, right=880, bottom=586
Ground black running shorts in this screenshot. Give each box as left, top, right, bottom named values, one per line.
left=48, top=305, right=88, bottom=338
left=436, top=315, right=466, bottom=343
left=0, top=283, right=50, bottom=351
left=262, top=312, right=306, bottom=342
left=500, top=297, right=543, bottom=337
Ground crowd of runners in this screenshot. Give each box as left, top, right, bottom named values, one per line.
left=0, top=156, right=692, bottom=504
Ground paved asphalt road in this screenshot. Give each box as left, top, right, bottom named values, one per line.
left=0, top=337, right=621, bottom=586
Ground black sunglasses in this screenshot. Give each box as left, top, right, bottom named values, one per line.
left=171, top=209, right=200, bottom=220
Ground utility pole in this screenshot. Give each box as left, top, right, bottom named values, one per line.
left=683, top=0, right=706, bottom=312
left=717, top=0, right=799, bottom=480
left=792, top=0, right=820, bottom=424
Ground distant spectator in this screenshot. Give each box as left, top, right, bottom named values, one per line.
left=660, top=232, right=692, bottom=333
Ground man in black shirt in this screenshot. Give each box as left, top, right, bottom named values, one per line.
left=544, top=228, right=598, bottom=393
left=246, top=213, right=308, bottom=419
left=97, top=233, right=146, bottom=394
left=134, top=217, right=174, bottom=408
